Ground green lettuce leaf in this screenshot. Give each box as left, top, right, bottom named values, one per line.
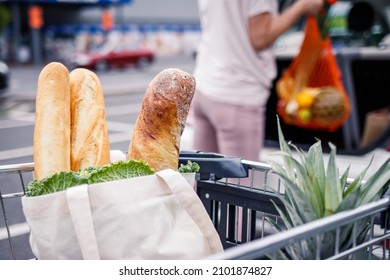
left=178, top=160, right=200, bottom=173
left=87, top=160, right=154, bottom=184
left=25, top=159, right=155, bottom=197
left=25, top=171, right=87, bottom=197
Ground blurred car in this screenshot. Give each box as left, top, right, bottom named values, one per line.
left=71, top=43, right=155, bottom=71
left=0, top=60, right=9, bottom=96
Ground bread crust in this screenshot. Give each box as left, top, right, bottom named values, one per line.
left=127, top=68, right=195, bottom=171
left=70, top=68, right=110, bottom=171
left=34, top=62, right=71, bottom=180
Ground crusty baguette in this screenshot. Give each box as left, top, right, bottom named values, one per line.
left=34, top=62, right=70, bottom=180
left=69, top=68, right=110, bottom=171
left=127, top=68, right=196, bottom=171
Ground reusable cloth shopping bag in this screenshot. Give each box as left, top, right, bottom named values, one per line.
left=21, top=169, right=223, bottom=259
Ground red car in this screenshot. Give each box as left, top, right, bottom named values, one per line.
left=71, top=44, right=155, bottom=71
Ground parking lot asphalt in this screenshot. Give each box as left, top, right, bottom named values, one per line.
left=3, top=53, right=196, bottom=101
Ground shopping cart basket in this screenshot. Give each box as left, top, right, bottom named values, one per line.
left=185, top=152, right=390, bottom=260
left=1, top=152, right=389, bottom=260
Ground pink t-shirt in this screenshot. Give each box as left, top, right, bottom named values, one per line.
left=194, top=0, right=278, bottom=106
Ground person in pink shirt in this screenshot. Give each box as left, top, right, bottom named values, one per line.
left=192, top=0, right=324, bottom=161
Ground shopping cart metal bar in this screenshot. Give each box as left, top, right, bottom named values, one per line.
left=198, top=180, right=285, bottom=248
left=0, top=162, right=34, bottom=174
left=206, top=195, right=390, bottom=260
left=0, top=188, right=16, bottom=259
left=0, top=162, right=34, bottom=260
left=196, top=158, right=287, bottom=249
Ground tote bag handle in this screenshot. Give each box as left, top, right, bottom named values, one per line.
left=156, top=169, right=223, bottom=253
left=66, top=184, right=101, bottom=260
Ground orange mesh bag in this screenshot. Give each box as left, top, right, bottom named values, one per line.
left=276, top=15, right=350, bottom=132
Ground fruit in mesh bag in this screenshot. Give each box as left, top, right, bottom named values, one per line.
left=311, top=87, right=347, bottom=126
left=296, top=92, right=314, bottom=108
left=296, top=87, right=318, bottom=108
left=298, top=108, right=312, bottom=122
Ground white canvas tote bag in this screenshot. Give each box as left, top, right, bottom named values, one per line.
left=22, top=169, right=223, bottom=259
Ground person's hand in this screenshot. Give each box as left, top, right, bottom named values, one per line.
left=296, top=0, right=325, bottom=15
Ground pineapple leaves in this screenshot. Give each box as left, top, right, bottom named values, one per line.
left=271, top=164, right=315, bottom=226
left=359, top=158, right=390, bottom=204
left=307, top=141, right=326, bottom=195
left=276, top=116, right=296, bottom=179
left=266, top=117, right=390, bottom=259
left=336, top=187, right=361, bottom=212
left=324, top=143, right=343, bottom=215
left=344, top=156, right=373, bottom=199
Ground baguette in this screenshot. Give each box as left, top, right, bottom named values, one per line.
left=127, top=68, right=195, bottom=171
left=34, top=62, right=70, bottom=180
left=69, top=68, right=110, bottom=171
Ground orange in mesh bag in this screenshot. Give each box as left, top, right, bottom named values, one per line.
left=276, top=15, right=350, bottom=132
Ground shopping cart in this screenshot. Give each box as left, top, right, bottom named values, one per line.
left=1, top=152, right=389, bottom=260
left=183, top=152, right=390, bottom=260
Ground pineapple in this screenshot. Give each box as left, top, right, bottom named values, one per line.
left=311, top=87, right=347, bottom=126
left=266, top=117, right=390, bottom=259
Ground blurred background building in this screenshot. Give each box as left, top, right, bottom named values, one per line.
left=0, top=0, right=389, bottom=152
left=0, top=0, right=200, bottom=65
left=0, top=0, right=390, bottom=65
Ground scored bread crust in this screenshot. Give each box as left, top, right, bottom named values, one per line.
left=70, top=68, right=110, bottom=171
left=127, top=68, right=196, bottom=171
left=34, top=62, right=71, bottom=180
